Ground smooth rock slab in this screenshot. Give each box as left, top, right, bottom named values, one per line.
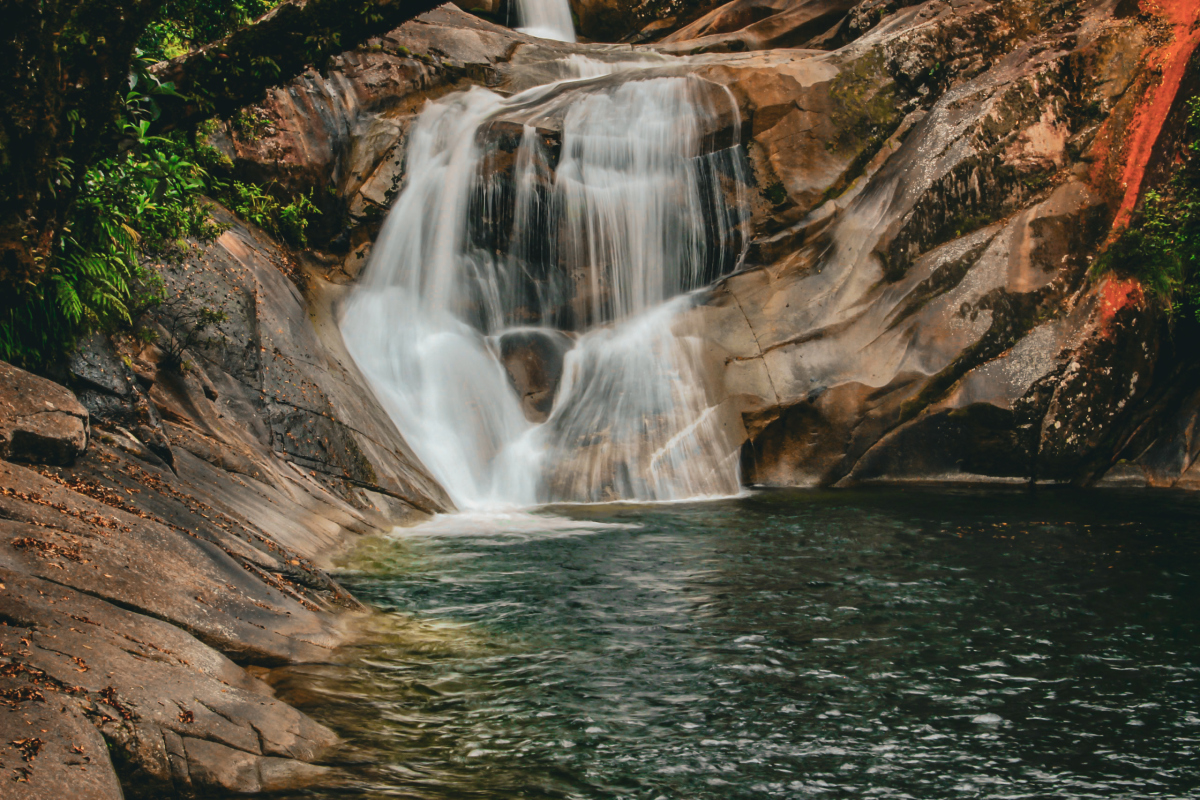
left=0, top=568, right=337, bottom=796
left=498, top=330, right=575, bottom=423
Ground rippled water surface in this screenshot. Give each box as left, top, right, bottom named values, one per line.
left=275, top=488, right=1200, bottom=799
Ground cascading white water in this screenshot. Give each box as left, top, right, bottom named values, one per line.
left=514, top=0, right=576, bottom=42
left=341, top=58, right=749, bottom=510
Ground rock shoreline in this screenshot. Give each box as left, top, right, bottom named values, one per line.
left=0, top=212, right=450, bottom=797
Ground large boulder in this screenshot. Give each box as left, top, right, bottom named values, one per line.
left=0, top=361, right=88, bottom=465
left=690, top=0, right=1199, bottom=488
left=198, top=0, right=1200, bottom=496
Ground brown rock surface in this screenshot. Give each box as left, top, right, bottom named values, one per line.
left=224, top=0, right=1200, bottom=492
left=1, top=568, right=336, bottom=794
left=658, top=0, right=858, bottom=53
left=0, top=362, right=89, bottom=465
left=0, top=195, right=453, bottom=798
left=0, top=682, right=123, bottom=799
left=689, top=0, right=1199, bottom=488
left=498, top=330, right=576, bottom=422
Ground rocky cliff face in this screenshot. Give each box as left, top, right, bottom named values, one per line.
left=688, top=0, right=1200, bottom=490
left=229, top=1, right=1200, bottom=491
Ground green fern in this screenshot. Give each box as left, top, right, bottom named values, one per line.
left=0, top=99, right=217, bottom=368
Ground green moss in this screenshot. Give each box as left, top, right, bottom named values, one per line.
left=1095, top=97, right=1200, bottom=320
left=819, top=52, right=904, bottom=204
left=763, top=181, right=788, bottom=206
left=827, top=52, right=901, bottom=157
left=949, top=212, right=998, bottom=241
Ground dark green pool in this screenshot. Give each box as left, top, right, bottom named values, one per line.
left=274, top=487, right=1200, bottom=799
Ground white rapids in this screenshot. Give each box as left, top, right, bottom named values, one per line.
left=340, top=55, right=750, bottom=510
left=514, top=0, right=576, bottom=42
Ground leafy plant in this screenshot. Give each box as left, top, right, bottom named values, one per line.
left=231, top=108, right=273, bottom=143
left=1096, top=97, right=1200, bottom=321
left=0, top=94, right=219, bottom=368
left=2, top=0, right=444, bottom=372
left=223, top=182, right=321, bottom=247
left=138, top=0, right=280, bottom=62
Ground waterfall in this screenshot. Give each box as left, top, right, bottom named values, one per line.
left=340, top=59, right=749, bottom=510
left=515, top=0, right=576, bottom=42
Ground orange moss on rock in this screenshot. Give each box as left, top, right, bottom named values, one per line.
left=1105, top=0, right=1200, bottom=236
left=1098, top=275, right=1146, bottom=332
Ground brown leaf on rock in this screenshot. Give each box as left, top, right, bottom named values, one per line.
left=10, top=738, right=44, bottom=763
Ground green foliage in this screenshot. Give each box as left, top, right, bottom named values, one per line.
left=0, top=57, right=322, bottom=370
left=0, top=110, right=322, bottom=368
left=3, top=0, right=438, bottom=372
left=139, top=0, right=279, bottom=62
left=1096, top=97, right=1200, bottom=321
left=231, top=107, right=272, bottom=143
left=0, top=96, right=221, bottom=368
left=222, top=182, right=321, bottom=247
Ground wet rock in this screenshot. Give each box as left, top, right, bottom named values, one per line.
left=498, top=330, right=575, bottom=422
left=64, top=332, right=177, bottom=469
left=454, top=0, right=506, bottom=22
left=214, top=0, right=1200, bottom=497
left=222, top=6, right=527, bottom=256
left=149, top=209, right=451, bottom=516
left=0, top=195, right=458, bottom=800
left=0, top=681, right=123, bottom=799
left=568, top=0, right=642, bottom=41
left=0, top=459, right=346, bottom=665
left=685, top=0, right=1173, bottom=488
left=658, top=0, right=858, bottom=53
left=181, top=737, right=333, bottom=794
left=0, top=362, right=89, bottom=466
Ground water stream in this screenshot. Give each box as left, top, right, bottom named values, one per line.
left=341, top=53, right=749, bottom=509
left=273, top=488, right=1200, bottom=799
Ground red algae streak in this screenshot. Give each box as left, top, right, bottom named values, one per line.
left=1107, top=0, right=1200, bottom=235
left=1099, top=276, right=1146, bottom=332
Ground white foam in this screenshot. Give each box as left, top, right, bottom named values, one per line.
left=514, top=0, right=575, bottom=42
